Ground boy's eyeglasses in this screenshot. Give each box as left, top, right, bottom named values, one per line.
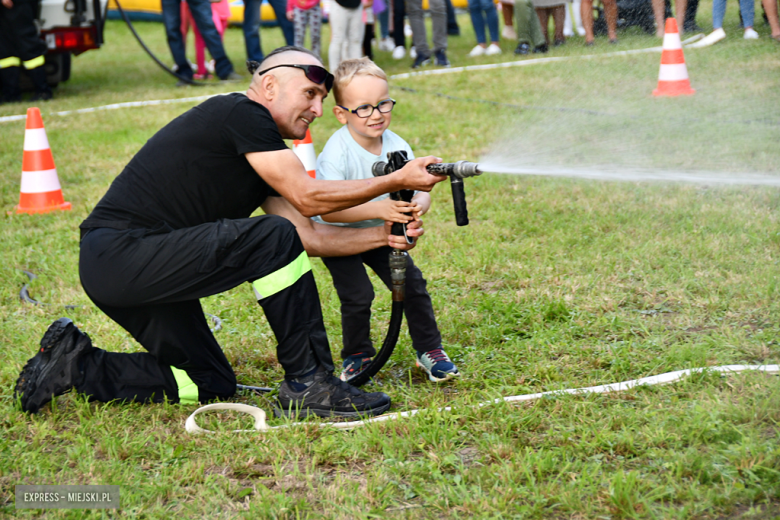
left=254, top=63, right=334, bottom=92
left=337, top=99, right=396, bottom=118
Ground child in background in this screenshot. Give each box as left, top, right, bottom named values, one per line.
left=180, top=0, right=230, bottom=80
left=315, top=57, right=461, bottom=384
left=286, top=0, right=322, bottom=57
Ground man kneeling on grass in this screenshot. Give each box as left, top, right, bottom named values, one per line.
left=13, top=45, right=448, bottom=419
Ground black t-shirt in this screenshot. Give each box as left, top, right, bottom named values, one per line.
left=80, top=93, right=288, bottom=232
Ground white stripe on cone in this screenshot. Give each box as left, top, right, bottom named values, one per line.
left=294, top=143, right=316, bottom=173
left=662, top=31, right=683, bottom=49
left=23, top=128, right=51, bottom=151
left=20, top=169, right=62, bottom=193
left=658, top=63, right=691, bottom=81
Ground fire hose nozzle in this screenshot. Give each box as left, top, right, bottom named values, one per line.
left=425, top=161, right=483, bottom=180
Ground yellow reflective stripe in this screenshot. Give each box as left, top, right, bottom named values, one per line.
left=23, top=55, right=45, bottom=70
left=170, top=367, right=199, bottom=404
left=251, top=250, right=311, bottom=299
left=0, top=56, right=21, bottom=68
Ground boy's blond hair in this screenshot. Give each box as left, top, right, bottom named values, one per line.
left=332, top=57, right=388, bottom=105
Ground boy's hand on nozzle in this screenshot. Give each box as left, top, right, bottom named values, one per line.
left=396, top=156, right=446, bottom=192
left=378, top=198, right=416, bottom=223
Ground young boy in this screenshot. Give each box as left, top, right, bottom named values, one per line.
left=315, top=57, right=460, bottom=383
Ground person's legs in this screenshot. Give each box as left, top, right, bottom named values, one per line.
left=407, top=0, right=431, bottom=56
left=738, top=0, right=755, bottom=29
left=469, top=0, right=489, bottom=44
left=267, top=0, right=296, bottom=44
left=242, top=0, right=264, bottom=61
left=552, top=4, right=566, bottom=41
left=761, top=0, right=780, bottom=36
left=186, top=0, right=234, bottom=78
left=328, top=2, right=349, bottom=70
left=484, top=0, right=501, bottom=42
left=684, top=0, right=700, bottom=31
left=536, top=7, right=550, bottom=44
left=163, top=0, right=193, bottom=78
left=429, top=0, right=449, bottom=52
left=603, top=0, right=618, bottom=40
left=393, top=0, right=407, bottom=48
left=4, top=0, right=51, bottom=98
left=345, top=6, right=364, bottom=59
left=294, top=6, right=306, bottom=47
left=712, top=0, right=727, bottom=28
left=516, top=0, right=547, bottom=46
left=581, top=0, right=596, bottom=42
left=362, top=248, right=442, bottom=353
left=445, top=0, right=461, bottom=34
left=363, top=22, right=376, bottom=59
left=78, top=217, right=335, bottom=399
left=321, top=255, right=378, bottom=360
left=310, top=6, right=323, bottom=55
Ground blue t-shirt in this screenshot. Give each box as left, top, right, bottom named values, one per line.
left=314, top=126, right=415, bottom=228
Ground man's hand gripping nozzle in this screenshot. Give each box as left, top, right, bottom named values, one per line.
left=371, top=150, right=483, bottom=227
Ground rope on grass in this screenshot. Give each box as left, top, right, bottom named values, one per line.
left=18, top=270, right=222, bottom=332
left=184, top=364, right=779, bottom=434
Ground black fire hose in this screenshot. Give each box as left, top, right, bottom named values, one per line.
left=345, top=152, right=482, bottom=387
left=113, top=0, right=210, bottom=86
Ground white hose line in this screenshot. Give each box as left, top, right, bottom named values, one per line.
left=185, top=364, right=779, bottom=434
left=389, top=35, right=704, bottom=81
left=0, top=94, right=219, bottom=124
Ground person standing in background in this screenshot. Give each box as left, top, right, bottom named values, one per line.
left=244, top=0, right=296, bottom=62
left=287, top=0, right=322, bottom=56
left=328, top=0, right=364, bottom=71
left=0, top=0, right=52, bottom=102
left=181, top=0, right=231, bottom=79
left=407, top=0, right=450, bottom=67
left=467, top=0, right=502, bottom=56
left=581, top=0, right=617, bottom=44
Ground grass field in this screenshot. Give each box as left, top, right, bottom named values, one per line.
left=1, top=6, right=780, bottom=518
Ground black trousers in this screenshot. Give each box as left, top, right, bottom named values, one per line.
left=77, top=216, right=333, bottom=404
left=391, top=0, right=407, bottom=48
left=0, top=0, right=49, bottom=98
left=322, top=246, right=441, bottom=360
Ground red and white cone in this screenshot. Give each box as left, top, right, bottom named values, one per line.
left=16, top=107, right=72, bottom=214
left=292, top=128, right=316, bottom=179
left=653, top=18, right=695, bottom=97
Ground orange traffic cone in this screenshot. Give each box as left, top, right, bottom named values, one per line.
left=16, top=107, right=71, bottom=214
left=292, top=128, right=316, bottom=179
left=653, top=18, right=695, bottom=97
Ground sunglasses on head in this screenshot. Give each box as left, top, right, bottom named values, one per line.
left=248, top=62, right=334, bottom=92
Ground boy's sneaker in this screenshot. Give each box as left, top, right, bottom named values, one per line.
left=416, top=348, right=460, bottom=382
left=434, top=50, right=451, bottom=67
left=275, top=366, right=391, bottom=418
left=340, top=353, right=373, bottom=381
left=412, top=52, right=431, bottom=68
left=14, top=318, right=92, bottom=414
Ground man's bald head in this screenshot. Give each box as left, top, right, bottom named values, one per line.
left=247, top=46, right=324, bottom=90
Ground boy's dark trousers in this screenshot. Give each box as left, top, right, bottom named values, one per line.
left=322, top=246, right=442, bottom=360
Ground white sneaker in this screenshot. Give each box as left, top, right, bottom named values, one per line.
left=469, top=44, right=486, bottom=56
left=410, top=46, right=417, bottom=59
left=380, top=37, right=394, bottom=51
left=577, top=27, right=586, bottom=36
left=392, top=45, right=406, bottom=59
left=404, top=23, right=412, bottom=37
left=688, top=27, right=726, bottom=48
left=485, top=43, right=502, bottom=55
left=501, top=25, right=517, bottom=40
left=563, top=28, right=574, bottom=37
left=744, top=28, right=759, bottom=39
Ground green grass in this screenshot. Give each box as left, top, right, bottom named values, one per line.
left=1, top=7, right=780, bottom=518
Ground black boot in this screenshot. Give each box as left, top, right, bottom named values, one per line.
left=14, top=318, right=93, bottom=413
left=0, top=66, right=22, bottom=104
left=27, top=65, right=53, bottom=102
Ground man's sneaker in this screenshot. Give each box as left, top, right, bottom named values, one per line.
left=275, top=366, right=391, bottom=418
left=14, top=318, right=92, bottom=413
left=416, top=348, right=460, bottom=382
left=340, top=353, right=373, bottom=381
left=220, top=71, right=243, bottom=82
left=392, top=45, right=406, bottom=59
left=434, top=50, right=451, bottom=67
left=412, top=52, right=431, bottom=68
